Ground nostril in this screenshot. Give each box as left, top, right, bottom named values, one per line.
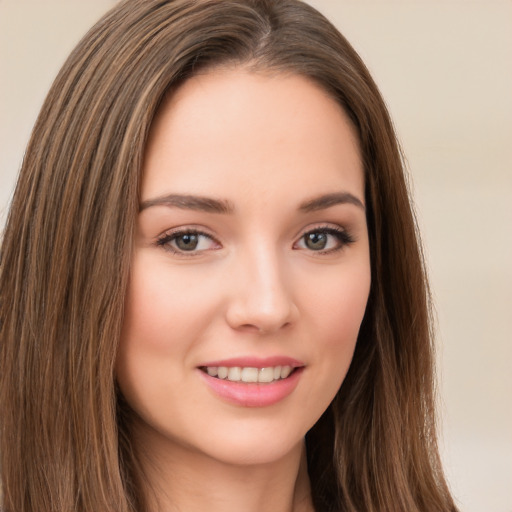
left=239, top=323, right=265, bottom=333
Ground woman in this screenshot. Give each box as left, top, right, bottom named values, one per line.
left=0, top=0, right=459, bottom=511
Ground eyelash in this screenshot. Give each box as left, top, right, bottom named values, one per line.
left=156, top=229, right=218, bottom=256
left=155, top=225, right=355, bottom=256
left=295, top=225, right=355, bottom=254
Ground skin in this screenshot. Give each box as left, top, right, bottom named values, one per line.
left=116, top=68, right=371, bottom=512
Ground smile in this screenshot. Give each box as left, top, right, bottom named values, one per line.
left=198, top=365, right=303, bottom=407
left=201, top=365, right=293, bottom=383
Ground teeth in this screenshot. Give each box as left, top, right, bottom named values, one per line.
left=241, top=367, right=258, bottom=383
left=258, top=367, right=274, bottom=383
left=204, top=365, right=294, bottom=383
left=280, top=366, right=292, bottom=379
left=228, top=367, right=241, bottom=381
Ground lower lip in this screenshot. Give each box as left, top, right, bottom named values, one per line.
left=198, top=368, right=303, bottom=407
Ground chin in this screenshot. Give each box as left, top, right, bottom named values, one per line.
left=203, top=436, right=304, bottom=467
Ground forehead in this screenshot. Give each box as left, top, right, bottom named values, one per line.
left=141, top=68, right=364, bottom=204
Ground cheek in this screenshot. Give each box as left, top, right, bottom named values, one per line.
left=304, top=259, right=370, bottom=338
left=299, top=260, right=370, bottom=393
left=120, top=254, right=219, bottom=352
left=115, top=254, right=221, bottom=406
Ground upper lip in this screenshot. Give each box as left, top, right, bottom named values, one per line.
left=198, top=356, right=304, bottom=368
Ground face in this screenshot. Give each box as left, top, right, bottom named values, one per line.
left=116, top=69, right=370, bottom=468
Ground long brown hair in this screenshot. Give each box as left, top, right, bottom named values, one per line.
left=0, top=1, right=458, bottom=510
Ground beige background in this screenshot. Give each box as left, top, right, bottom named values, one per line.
left=1, top=1, right=511, bottom=510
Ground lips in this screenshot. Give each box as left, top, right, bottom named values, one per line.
left=197, top=357, right=304, bottom=407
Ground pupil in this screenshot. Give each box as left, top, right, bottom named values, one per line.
left=176, top=234, right=199, bottom=251
left=306, top=232, right=327, bottom=250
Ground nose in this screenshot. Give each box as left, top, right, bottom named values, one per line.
left=225, top=245, right=298, bottom=334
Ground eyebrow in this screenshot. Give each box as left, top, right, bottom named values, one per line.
left=139, top=191, right=365, bottom=214
left=139, top=194, right=234, bottom=214
left=298, top=192, right=365, bottom=212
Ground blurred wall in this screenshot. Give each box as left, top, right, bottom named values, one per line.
left=1, top=1, right=511, bottom=511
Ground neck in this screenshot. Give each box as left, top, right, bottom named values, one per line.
left=135, top=430, right=314, bottom=512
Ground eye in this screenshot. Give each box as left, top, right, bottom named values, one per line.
left=156, top=229, right=220, bottom=254
left=295, top=226, right=354, bottom=253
